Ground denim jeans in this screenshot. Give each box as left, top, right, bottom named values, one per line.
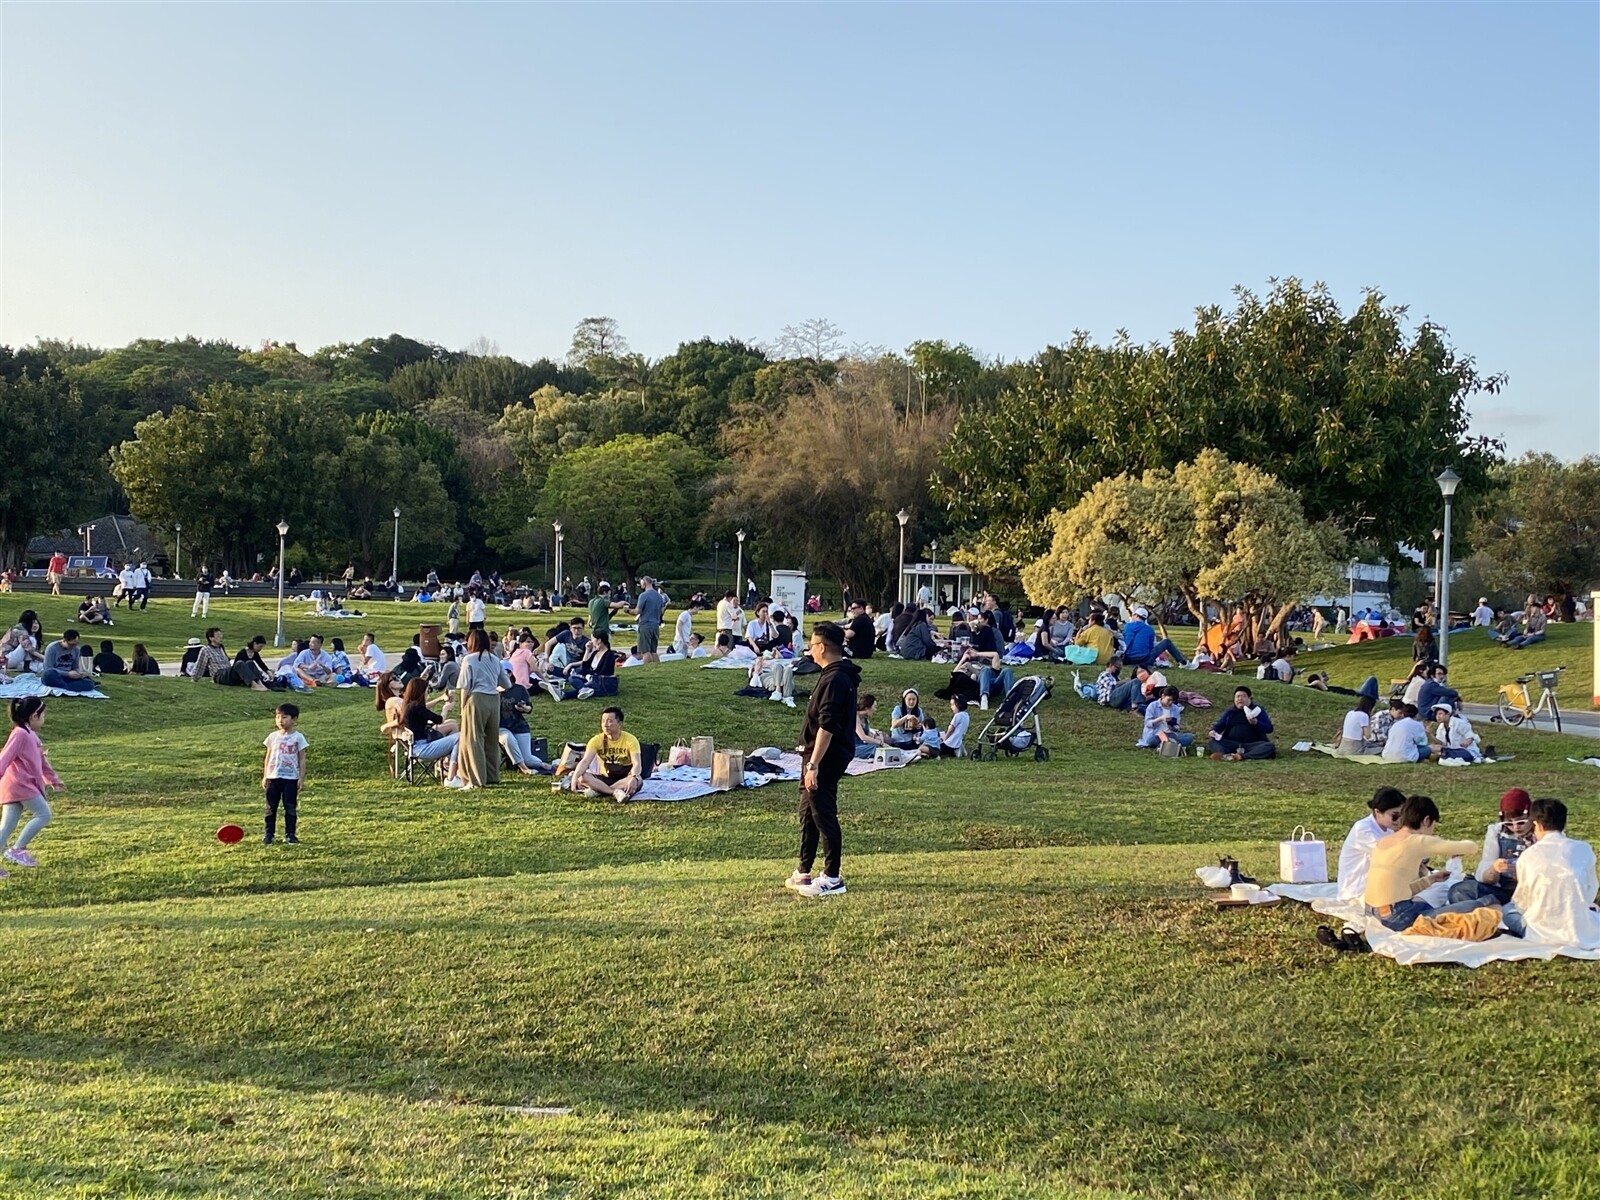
left=40, top=669, right=94, bottom=693
left=1368, top=895, right=1495, bottom=933
left=413, top=732, right=459, bottom=761
left=1448, top=876, right=1515, bottom=907
left=1506, top=632, right=1546, bottom=649
left=499, top=730, right=544, bottom=768
left=1126, top=637, right=1189, bottom=669
left=978, top=666, right=1014, bottom=699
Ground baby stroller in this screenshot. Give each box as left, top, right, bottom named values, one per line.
left=971, top=675, right=1052, bottom=762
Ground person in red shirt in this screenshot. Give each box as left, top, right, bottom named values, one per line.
left=46, top=552, right=67, bottom=597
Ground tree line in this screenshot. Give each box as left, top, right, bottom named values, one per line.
left=1, top=281, right=1592, bottom=606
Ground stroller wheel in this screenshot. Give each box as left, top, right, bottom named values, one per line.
left=1035, top=746, right=1050, bottom=762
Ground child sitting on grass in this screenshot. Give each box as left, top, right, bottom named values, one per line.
left=918, top=715, right=942, bottom=755
left=262, top=702, right=308, bottom=845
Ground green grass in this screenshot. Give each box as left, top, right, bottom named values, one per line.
left=3, top=597, right=1599, bottom=1197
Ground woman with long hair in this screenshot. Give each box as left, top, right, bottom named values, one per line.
left=455, top=628, right=502, bottom=788
left=399, top=677, right=460, bottom=776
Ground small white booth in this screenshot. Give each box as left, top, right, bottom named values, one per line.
left=901, top=561, right=979, bottom=608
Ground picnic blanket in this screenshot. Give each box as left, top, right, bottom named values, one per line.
left=633, top=747, right=919, bottom=802
left=700, top=656, right=759, bottom=670
left=0, top=673, right=109, bottom=700
left=1269, top=881, right=1600, bottom=967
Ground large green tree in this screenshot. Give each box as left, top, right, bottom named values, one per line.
left=940, top=279, right=1504, bottom=574
left=1471, top=452, right=1600, bottom=598
left=538, top=434, right=713, bottom=583
left=1021, top=450, right=1346, bottom=651
left=0, top=372, right=102, bottom=568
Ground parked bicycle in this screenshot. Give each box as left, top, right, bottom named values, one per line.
left=1493, top=666, right=1566, bottom=733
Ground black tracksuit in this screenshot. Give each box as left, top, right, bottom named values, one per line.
left=797, top=657, right=860, bottom=878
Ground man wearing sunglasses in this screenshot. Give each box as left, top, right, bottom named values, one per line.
left=1448, top=788, right=1536, bottom=907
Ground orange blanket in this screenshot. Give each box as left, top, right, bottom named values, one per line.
left=1406, top=907, right=1502, bottom=941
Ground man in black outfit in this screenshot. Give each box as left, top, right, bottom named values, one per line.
left=844, top=601, right=875, bottom=658
left=787, top=621, right=859, bottom=898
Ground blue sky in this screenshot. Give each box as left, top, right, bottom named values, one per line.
left=3, top=2, right=1596, bottom=458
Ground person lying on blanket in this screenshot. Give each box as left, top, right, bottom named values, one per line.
left=1499, top=798, right=1600, bottom=945
left=1337, top=787, right=1407, bottom=903
left=568, top=706, right=643, bottom=802
left=1363, top=794, right=1490, bottom=933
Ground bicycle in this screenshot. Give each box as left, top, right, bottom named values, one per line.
left=1493, top=666, right=1566, bottom=733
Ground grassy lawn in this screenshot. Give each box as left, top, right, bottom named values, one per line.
left=2, top=596, right=1598, bottom=1197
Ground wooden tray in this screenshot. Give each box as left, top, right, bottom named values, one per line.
left=1211, top=892, right=1282, bottom=907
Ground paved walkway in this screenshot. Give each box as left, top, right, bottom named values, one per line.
left=1462, top=703, right=1600, bottom=742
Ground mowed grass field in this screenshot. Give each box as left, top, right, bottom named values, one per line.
left=2, top=595, right=1599, bottom=1198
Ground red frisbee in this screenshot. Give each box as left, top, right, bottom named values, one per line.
left=216, top=824, right=245, bottom=844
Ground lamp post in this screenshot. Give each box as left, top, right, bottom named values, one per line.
left=552, top=521, right=563, bottom=601
left=713, top=541, right=721, bottom=591
left=930, top=540, right=938, bottom=609
left=274, top=520, right=289, bottom=647
left=1436, top=469, right=1460, bottom=667
left=896, top=508, right=909, bottom=605
left=391, top=507, right=401, bottom=586
left=174, top=523, right=183, bottom=579
left=78, top=524, right=96, bottom=556
left=1431, top=528, right=1442, bottom=614
left=735, top=529, right=746, bottom=601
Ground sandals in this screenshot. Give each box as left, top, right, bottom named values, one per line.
left=1315, top=925, right=1372, bottom=954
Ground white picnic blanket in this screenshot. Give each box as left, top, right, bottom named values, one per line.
left=635, top=747, right=919, bottom=802
left=1269, top=881, right=1600, bottom=968
left=0, top=673, right=108, bottom=700
left=700, top=656, right=760, bottom=670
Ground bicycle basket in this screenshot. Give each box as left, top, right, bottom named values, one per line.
left=1537, top=671, right=1561, bottom=689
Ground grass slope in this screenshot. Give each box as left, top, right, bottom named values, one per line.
left=2, top=597, right=1598, bottom=1198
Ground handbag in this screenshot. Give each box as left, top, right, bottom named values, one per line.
left=1158, top=737, right=1185, bottom=759
left=669, top=738, right=692, bottom=768
left=690, top=735, right=716, bottom=769
left=1278, top=825, right=1328, bottom=884
left=710, top=749, right=746, bottom=790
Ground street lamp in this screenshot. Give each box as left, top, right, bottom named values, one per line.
left=896, top=508, right=909, bottom=605
left=930, top=540, right=939, bottom=609
left=274, top=519, right=290, bottom=648
left=735, top=529, right=746, bottom=602
left=78, top=524, right=96, bottom=556
left=174, top=523, right=182, bottom=579
left=1436, top=469, right=1460, bottom=667
left=552, top=521, right=563, bottom=601
left=391, top=507, right=401, bottom=586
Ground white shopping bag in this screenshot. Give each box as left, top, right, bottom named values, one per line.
left=1279, top=825, right=1328, bottom=884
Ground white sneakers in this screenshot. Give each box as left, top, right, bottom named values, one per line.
left=799, top=874, right=846, bottom=898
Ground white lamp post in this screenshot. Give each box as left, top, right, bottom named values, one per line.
left=896, top=508, right=909, bottom=605
left=552, top=521, right=564, bottom=602
left=274, top=519, right=290, bottom=647
left=174, top=523, right=182, bottom=579
left=735, top=529, right=746, bottom=601
left=391, top=507, right=401, bottom=586
left=930, top=540, right=938, bottom=609
left=78, top=524, right=96, bottom=556
left=1436, top=469, right=1460, bottom=667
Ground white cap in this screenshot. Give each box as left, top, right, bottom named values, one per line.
left=1132, top=605, right=1150, bottom=618
left=1034, top=618, right=1046, bottom=628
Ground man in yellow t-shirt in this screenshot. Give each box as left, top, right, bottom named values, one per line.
left=573, top=706, right=643, bottom=801
left=1073, top=610, right=1117, bottom=665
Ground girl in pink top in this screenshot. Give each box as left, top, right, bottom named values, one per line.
left=0, top=696, right=61, bottom=870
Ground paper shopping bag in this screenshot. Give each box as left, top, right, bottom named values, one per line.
left=1279, top=825, right=1328, bottom=883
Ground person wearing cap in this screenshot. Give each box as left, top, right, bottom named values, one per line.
left=1337, top=786, right=1407, bottom=903
left=843, top=601, right=876, bottom=659
left=1448, top=790, right=1536, bottom=907
left=1434, top=702, right=1482, bottom=762
left=1500, top=799, right=1600, bottom=945
left=1119, top=606, right=1189, bottom=670
left=1471, top=597, right=1494, bottom=627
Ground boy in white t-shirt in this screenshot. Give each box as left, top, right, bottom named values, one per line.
left=261, top=703, right=308, bottom=845
left=1381, top=703, right=1436, bottom=763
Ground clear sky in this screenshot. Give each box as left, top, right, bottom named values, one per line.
left=3, top=2, right=1596, bottom=458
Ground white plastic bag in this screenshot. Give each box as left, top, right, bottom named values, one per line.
left=1196, top=866, right=1233, bottom=889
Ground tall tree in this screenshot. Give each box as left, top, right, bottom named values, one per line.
left=713, top=387, right=955, bottom=605
left=0, top=373, right=101, bottom=567
left=775, top=318, right=845, bottom=361
left=1471, top=452, right=1600, bottom=598
left=1021, top=450, right=1346, bottom=651
left=538, top=434, right=713, bottom=582
left=940, top=279, right=1504, bottom=574
left=567, top=317, right=628, bottom=366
